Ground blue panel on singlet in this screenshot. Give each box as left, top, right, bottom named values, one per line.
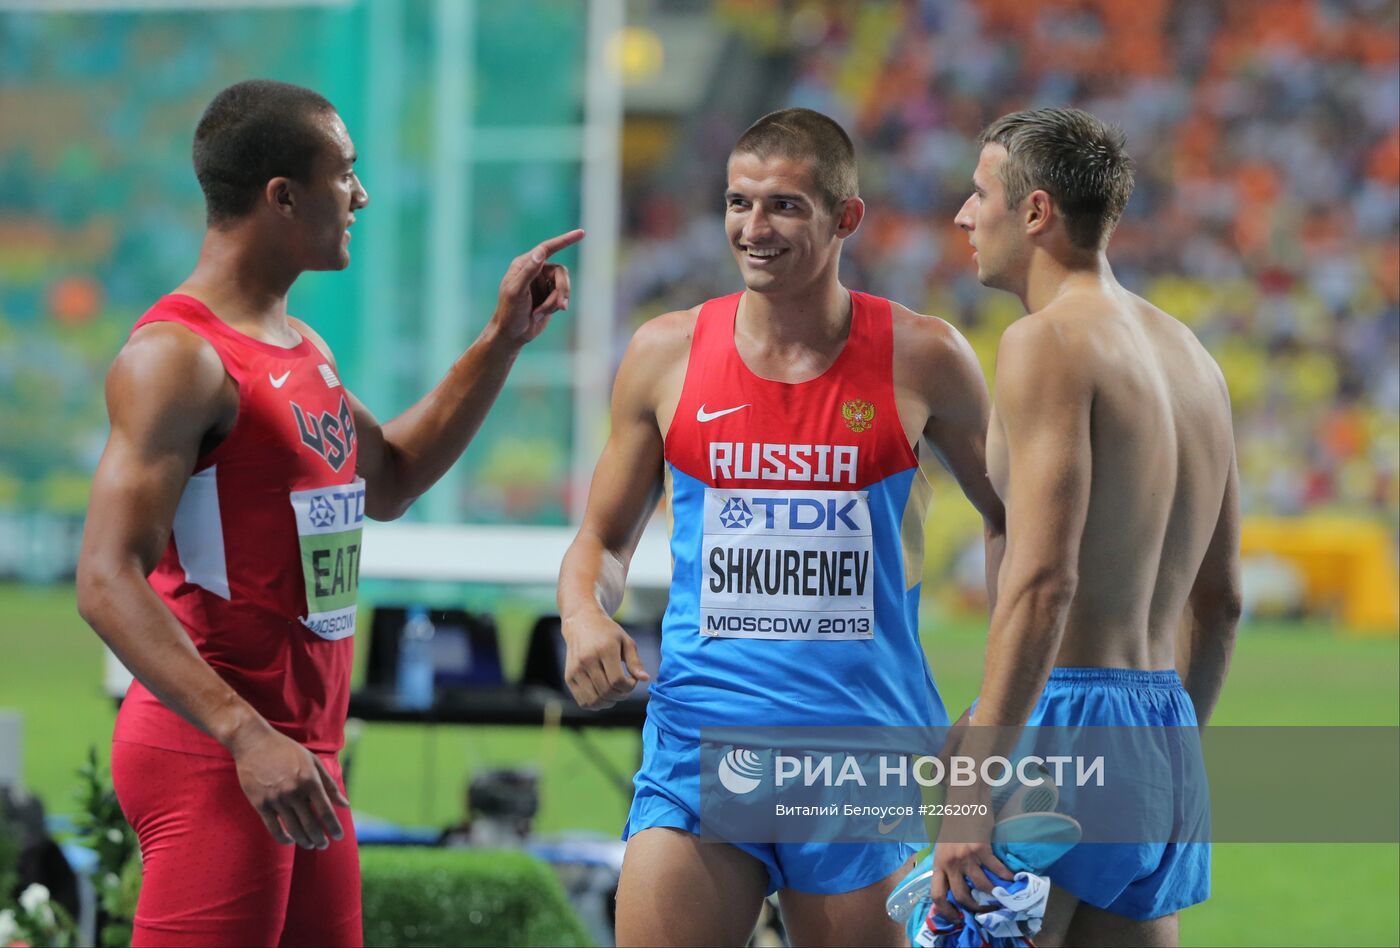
left=644, top=463, right=948, bottom=740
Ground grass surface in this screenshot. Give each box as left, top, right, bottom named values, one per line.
left=2, top=582, right=1396, bottom=946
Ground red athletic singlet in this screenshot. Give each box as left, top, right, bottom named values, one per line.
left=648, top=290, right=946, bottom=738
left=114, top=294, right=363, bottom=755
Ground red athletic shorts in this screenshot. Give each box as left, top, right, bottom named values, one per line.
left=112, top=740, right=362, bottom=947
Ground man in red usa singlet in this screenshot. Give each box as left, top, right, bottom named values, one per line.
left=558, top=108, right=1007, bottom=945
left=75, top=79, right=581, bottom=947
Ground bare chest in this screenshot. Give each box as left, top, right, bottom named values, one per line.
left=987, top=408, right=1009, bottom=500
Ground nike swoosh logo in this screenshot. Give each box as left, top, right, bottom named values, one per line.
left=878, top=814, right=905, bottom=835
left=696, top=403, right=750, bottom=423
left=269, top=371, right=291, bottom=388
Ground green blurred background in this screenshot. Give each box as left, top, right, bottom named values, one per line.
left=6, top=582, right=1397, bottom=946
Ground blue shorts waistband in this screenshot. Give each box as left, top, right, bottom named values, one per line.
left=1047, top=667, right=1183, bottom=689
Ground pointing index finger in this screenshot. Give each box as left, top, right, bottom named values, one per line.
left=529, top=228, right=585, bottom=263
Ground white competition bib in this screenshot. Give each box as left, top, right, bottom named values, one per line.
left=700, top=487, right=874, bottom=640
left=289, top=477, right=365, bottom=640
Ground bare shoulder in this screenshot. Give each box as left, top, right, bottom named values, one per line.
left=890, top=300, right=983, bottom=393
left=109, top=321, right=232, bottom=435
left=625, top=306, right=699, bottom=362
left=116, top=321, right=227, bottom=400
left=611, top=306, right=700, bottom=417
left=999, top=297, right=1096, bottom=364
left=995, top=308, right=1095, bottom=404
left=889, top=300, right=971, bottom=364
left=1142, top=297, right=1230, bottom=396
left=288, top=316, right=335, bottom=366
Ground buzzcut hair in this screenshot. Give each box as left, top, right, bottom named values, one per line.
left=732, top=108, right=858, bottom=212
left=193, top=79, right=337, bottom=225
left=978, top=107, right=1135, bottom=250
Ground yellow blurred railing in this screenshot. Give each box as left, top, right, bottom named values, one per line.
left=1241, top=516, right=1399, bottom=635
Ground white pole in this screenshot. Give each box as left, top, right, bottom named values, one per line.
left=571, top=0, right=625, bottom=523
left=423, top=0, right=474, bottom=522
left=359, top=0, right=403, bottom=417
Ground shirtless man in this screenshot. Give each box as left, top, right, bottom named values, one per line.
left=557, top=108, right=1005, bottom=946
left=932, top=107, right=1242, bottom=946
left=76, top=79, right=578, bottom=946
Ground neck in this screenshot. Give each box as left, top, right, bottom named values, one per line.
left=1017, top=246, right=1115, bottom=313
left=738, top=272, right=851, bottom=349
left=176, top=223, right=301, bottom=330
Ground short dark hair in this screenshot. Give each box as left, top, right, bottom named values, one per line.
left=732, top=108, right=858, bottom=211
left=193, top=79, right=337, bottom=225
left=978, top=107, right=1135, bottom=250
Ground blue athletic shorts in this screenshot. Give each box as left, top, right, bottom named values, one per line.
left=624, top=718, right=918, bottom=896
left=1016, top=668, right=1210, bottom=920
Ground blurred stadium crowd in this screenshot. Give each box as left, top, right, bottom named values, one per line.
left=0, top=9, right=348, bottom=530
left=0, top=0, right=1395, bottom=585
left=620, top=0, right=1400, bottom=527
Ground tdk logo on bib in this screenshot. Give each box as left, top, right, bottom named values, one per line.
left=718, top=497, right=753, bottom=529
left=701, top=488, right=874, bottom=641
left=732, top=497, right=864, bottom=532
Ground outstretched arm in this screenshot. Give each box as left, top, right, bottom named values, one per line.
left=557, top=313, right=690, bottom=709
left=330, top=229, right=583, bottom=521
left=931, top=317, right=1092, bottom=917
left=77, top=326, right=348, bottom=850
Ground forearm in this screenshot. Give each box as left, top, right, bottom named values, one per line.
left=76, top=563, right=270, bottom=750
left=1181, top=607, right=1239, bottom=729
left=558, top=530, right=629, bottom=626
left=376, top=325, right=523, bottom=512
left=982, top=519, right=1006, bottom=615
left=960, top=572, right=1075, bottom=768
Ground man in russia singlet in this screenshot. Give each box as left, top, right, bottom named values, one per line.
left=560, top=109, right=1006, bottom=946
left=77, top=80, right=582, bottom=947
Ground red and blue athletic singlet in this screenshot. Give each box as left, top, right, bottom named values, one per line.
left=650, top=291, right=947, bottom=738
left=114, top=294, right=364, bottom=756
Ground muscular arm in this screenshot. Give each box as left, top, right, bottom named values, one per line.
left=931, top=319, right=1090, bottom=914
left=898, top=309, right=1006, bottom=607
left=302, top=328, right=524, bottom=523
left=77, top=326, right=346, bottom=848
left=925, top=324, right=1006, bottom=610
left=325, top=229, right=582, bottom=521
left=77, top=326, right=261, bottom=747
left=557, top=313, right=690, bottom=709
left=970, top=319, right=1091, bottom=731
left=1181, top=445, right=1242, bottom=729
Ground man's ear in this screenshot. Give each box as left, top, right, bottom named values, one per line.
left=1024, top=189, right=1053, bottom=237
left=835, top=196, right=866, bottom=239
left=265, top=177, right=296, bottom=218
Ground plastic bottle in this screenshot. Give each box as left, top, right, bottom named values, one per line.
left=396, top=607, right=436, bottom=710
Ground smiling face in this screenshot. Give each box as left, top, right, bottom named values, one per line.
left=724, top=151, right=858, bottom=296
left=293, top=112, right=368, bottom=271
left=954, top=143, right=1028, bottom=291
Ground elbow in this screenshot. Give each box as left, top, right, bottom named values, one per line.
left=1220, top=589, right=1244, bottom=629
left=365, top=492, right=414, bottom=522
left=1007, top=565, right=1079, bottom=620
left=1195, top=583, right=1244, bottom=635
left=367, top=504, right=407, bottom=523
left=75, top=558, right=119, bottom=631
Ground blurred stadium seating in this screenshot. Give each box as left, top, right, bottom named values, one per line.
left=615, top=0, right=1398, bottom=627
left=0, top=2, right=585, bottom=580
left=1, top=0, right=1395, bottom=625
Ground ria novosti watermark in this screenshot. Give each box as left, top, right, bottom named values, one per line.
left=697, top=725, right=1400, bottom=846
left=719, top=747, right=1104, bottom=793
